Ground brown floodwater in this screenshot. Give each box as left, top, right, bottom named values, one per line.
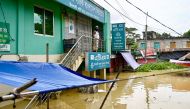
left=1, top=70, right=190, bottom=109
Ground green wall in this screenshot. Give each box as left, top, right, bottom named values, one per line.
left=0, top=0, right=64, bottom=55
left=0, top=0, right=17, bottom=54
left=0, top=0, right=111, bottom=55
left=104, top=10, right=111, bottom=53
left=22, top=0, right=63, bottom=55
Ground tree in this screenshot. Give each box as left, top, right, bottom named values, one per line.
left=183, top=29, right=190, bottom=37
left=125, top=27, right=137, bottom=34
left=161, top=32, right=172, bottom=38
left=125, top=27, right=139, bottom=50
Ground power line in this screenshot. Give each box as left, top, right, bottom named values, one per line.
left=148, top=26, right=176, bottom=34
left=115, top=0, right=136, bottom=27
left=125, top=0, right=182, bottom=36
left=103, top=0, right=177, bottom=35
left=104, top=0, right=145, bottom=26
left=115, top=0, right=129, bottom=18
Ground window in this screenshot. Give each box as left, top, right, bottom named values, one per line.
left=34, top=6, right=53, bottom=36
left=170, top=42, right=176, bottom=48
left=154, top=42, right=160, bottom=49
left=140, top=42, right=146, bottom=49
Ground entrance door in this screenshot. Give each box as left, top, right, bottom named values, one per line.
left=62, top=13, right=77, bottom=53
left=76, top=13, right=92, bottom=37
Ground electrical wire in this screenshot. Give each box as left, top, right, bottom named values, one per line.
left=115, top=0, right=130, bottom=18
left=125, top=0, right=182, bottom=36
left=147, top=26, right=176, bottom=35
left=115, top=0, right=138, bottom=28
left=104, top=0, right=145, bottom=26
left=104, top=0, right=173, bottom=36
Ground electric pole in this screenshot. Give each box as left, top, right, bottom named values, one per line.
left=144, top=12, right=148, bottom=62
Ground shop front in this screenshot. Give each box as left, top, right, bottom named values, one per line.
left=0, top=0, right=110, bottom=62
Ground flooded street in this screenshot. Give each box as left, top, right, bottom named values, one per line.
left=1, top=70, right=190, bottom=109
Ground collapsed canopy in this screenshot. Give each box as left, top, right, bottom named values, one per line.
left=121, top=52, right=140, bottom=70
left=0, top=61, right=109, bottom=94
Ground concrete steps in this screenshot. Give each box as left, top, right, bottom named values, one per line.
left=72, top=55, right=84, bottom=71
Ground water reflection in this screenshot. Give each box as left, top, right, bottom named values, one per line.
left=114, top=73, right=190, bottom=109
left=1, top=72, right=190, bottom=109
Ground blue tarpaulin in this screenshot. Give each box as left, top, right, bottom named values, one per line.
left=0, top=61, right=109, bottom=94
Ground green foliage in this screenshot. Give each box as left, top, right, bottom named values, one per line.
left=126, top=38, right=135, bottom=45
left=131, top=43, right=138, bottom=50
left=161, top=32, right=172, bottom=38
left=125, top=27, right=137, bottom=34
left=183, top=29, right=190, bottom=37
left=125, top=27, right=139, bottom=51
left=136, top=61, right=185, bottom=72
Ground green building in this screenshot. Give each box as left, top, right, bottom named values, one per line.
left=0, top=0, right=111, bottom=63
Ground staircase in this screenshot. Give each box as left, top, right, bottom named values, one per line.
left=60, top=35, right=92, bottom=71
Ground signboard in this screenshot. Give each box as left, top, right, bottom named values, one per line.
left=112, top=23, right=126, bottom=51
left=85, top=52, right=110, bottom=71
left=0, top=22, right=10, bottom=51
left=56, top=0, right=105, bottom=23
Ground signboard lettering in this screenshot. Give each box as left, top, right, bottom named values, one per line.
left=112, top=23, right=126, bottom=51
left=0, top=22, right=10, bottom=51
left=85, top=52, right=110, bottom=71
left=56, top=0, right=105, bottom=23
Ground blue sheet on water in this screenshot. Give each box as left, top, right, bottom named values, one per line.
left=0, top=61, right=109, bottom=94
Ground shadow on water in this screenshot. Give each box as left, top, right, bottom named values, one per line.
left=1, top=70, right=190, bottom=109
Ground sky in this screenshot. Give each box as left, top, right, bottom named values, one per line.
left=94, top=0, right=190, bottom=36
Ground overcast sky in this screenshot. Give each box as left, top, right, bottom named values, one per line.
left=94, top=0, right=190, bottom=36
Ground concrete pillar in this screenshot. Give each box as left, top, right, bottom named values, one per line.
left=100, top=69, right=106, bottom=80
left=90, top=71, right=96, bottom=78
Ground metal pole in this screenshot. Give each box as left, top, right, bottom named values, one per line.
left=99, top=67, right=122, bottom=109
left=144, top=12, right=148, bottom=62
left=46, top=43, right=50, bottom=109
left=25, top=95, right=38, bottom=109
left=47, top=95, right=50, bottom=109
left=13, top=78, right=37, bottom=94
left=46, top=43, right=49, bottom=63
left=0, top=91, right=39, bottom=102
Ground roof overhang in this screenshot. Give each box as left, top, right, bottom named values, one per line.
left=55, top=0, right=105, bottom=23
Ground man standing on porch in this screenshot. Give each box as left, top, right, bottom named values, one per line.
left=93, top=26, right=100, bottom=52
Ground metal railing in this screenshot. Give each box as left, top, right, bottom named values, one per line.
left=25, top=92, right=55, bottom=109
left=60, top=35, right=104, bottom=69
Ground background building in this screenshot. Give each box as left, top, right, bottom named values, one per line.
left=137, top=31, right=190, bottom=60
left=138, top=36, right=190, bottom=52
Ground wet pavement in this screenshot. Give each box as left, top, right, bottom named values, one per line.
left=1, top=70, right=190, bottom=109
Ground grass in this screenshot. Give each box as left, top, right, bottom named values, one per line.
left=136, top=61, right=185, bottom=72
